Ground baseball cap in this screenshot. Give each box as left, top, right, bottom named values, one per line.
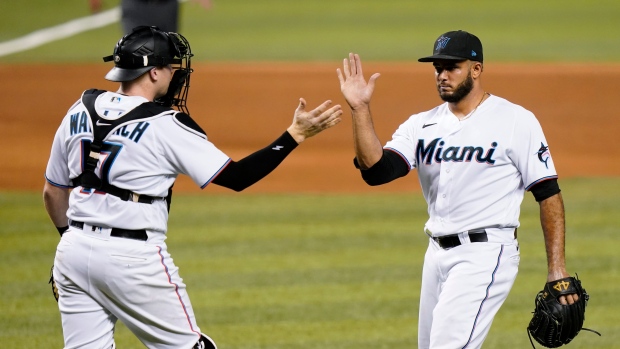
left=418, top=30, right=483, bottom=63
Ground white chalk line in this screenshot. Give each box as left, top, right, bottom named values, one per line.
left=0, top=7, right=121, bottom=57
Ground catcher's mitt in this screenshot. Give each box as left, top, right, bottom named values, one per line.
left=49, top=265, right=59, bottom=302
left=527, top=275, right=600, bottom=348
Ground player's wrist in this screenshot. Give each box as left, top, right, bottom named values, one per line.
left=349, top=103, right=371, bottom=113
left=286, top=127, right=306, bottom=144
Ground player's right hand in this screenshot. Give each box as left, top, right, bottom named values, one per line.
left=337, top=53, right=380, bottom=111
left=287, top=98, right=342, bottom=143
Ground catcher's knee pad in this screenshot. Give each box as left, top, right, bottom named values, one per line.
left=192, top=334, right=217, bottom=349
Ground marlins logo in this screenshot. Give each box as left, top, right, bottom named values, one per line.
left=536, top=142, right=550, bottom=169
left=435, top=36, right=451, bottom=51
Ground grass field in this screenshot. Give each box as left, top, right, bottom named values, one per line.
left=1, top=177, right=618, bottom=348
left=1, top=0, right=620, bottom=62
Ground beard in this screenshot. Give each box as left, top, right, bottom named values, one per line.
left=438, top=71, right=474, bottom=103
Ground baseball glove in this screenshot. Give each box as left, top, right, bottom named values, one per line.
left=49, top=265, right=59, bottom=302
left=527, top=275, right=600, bottom=348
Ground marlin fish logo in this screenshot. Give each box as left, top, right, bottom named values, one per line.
left=536, top=142, right=550, bottom=169
left=435, top=36, right=451, bottom=51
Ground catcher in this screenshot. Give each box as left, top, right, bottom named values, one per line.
left=44, top=26, right=341, bottom=348
left=527, top=274, right=601, bottom=348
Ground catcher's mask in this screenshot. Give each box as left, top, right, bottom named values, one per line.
left=103, top=26, right=194, bottom=113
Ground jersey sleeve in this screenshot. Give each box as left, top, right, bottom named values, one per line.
left=509, top=110, right=558, bottom=190
left=158, top=114, right=231, bottom=189
left=45, top=117, right=72, bottom=188
left=384, top=116, right=418, bottom=170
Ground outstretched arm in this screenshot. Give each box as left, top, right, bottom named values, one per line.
left=213, top=99, right=341, bottom=191
left=540, top=192, right=577, bottom=304
left=337, top=53, right=382, bottom=169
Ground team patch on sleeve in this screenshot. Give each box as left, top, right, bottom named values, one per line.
left=173, top=113, right=207, bottom=138
left=536, top=142, right=551, bottom=169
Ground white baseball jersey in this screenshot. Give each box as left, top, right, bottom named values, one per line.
left=384, top=94, right=557, bottom=236
left=47, top=91, right=228, bottom=348
left=45, top=91, right=231, bottom=232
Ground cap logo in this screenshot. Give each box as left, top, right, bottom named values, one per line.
left=471, top=50, right=477, bottom=57
left=435, top=36, right=451, bottom=51
left=114, top=55, right=120, bottom=63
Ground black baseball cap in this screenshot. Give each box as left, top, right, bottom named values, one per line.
left=418, top=30, right=483, bottom=63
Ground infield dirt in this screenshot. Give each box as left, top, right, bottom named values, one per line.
left=1, top=62, right=618, bottom=194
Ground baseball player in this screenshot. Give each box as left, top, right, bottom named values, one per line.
left=337, top=30, right=577, bottom=349
left=43, top=26, right=341, bottom=349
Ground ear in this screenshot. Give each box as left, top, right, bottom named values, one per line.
left=471, top=62, right=483, bottom=78
left=148, top=67, right=159, bottom=82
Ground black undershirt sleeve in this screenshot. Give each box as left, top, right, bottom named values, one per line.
left=530, top=178, right=561, bottom=202
left=212, top=131, right=299, bottom=191
left=353, top=149, right=409, bottom=186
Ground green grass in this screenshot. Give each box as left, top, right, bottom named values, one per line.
left=1, top=0, right=619, bottom=63
left=0, top=177, right=618, bottom=348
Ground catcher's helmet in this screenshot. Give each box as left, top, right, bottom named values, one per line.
left=103, top=26, right=194, bottom=113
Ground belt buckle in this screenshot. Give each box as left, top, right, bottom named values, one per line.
left=131, top=192, right=140, bottom=202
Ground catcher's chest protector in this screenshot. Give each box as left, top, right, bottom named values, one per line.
left=78, top=88, right=171, bottom=191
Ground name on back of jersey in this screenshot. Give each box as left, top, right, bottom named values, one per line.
left=69, top=111, right=150, bottom=144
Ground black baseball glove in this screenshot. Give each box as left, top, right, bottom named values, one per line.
left=527, top=275, right=600, bottom=348
left=49, top=265, right=59, bottom=302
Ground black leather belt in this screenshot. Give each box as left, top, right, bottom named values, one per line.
left=103, top=187, right=160, bottom=204
left=70, top=220, right=148, bottom=241
left=433, top=229, right=488, bottom=250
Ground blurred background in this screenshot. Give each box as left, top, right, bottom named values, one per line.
left=0, top=0, right=619, bottom=63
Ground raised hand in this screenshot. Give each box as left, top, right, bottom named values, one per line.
left=337, top=53, right=381, bottom=110
left=287, top=98, right=342, bottom=143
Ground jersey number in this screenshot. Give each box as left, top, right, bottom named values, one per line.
left=81, top=140, right=123, bottom=185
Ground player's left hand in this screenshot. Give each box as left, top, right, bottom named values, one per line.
left=287, top=98, right=342, bottom=143
left=527, top=275, right=600, bottom=348
left=547, top=270, right=579, bottom=304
